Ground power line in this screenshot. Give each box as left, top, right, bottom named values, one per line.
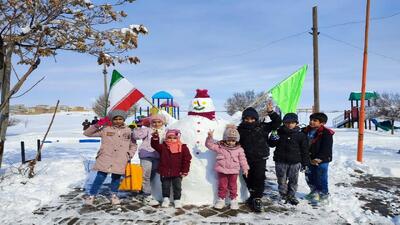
left=319, top=10, right=400, bottom=29
left=320, top=32, right=400, bottom=63
left=135, top=31, right=308, bottom=76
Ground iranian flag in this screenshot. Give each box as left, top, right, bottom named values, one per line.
left=108, top=70, right=144, bottom=112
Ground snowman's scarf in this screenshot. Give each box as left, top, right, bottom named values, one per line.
left=188, top=111, right=215, bottom=120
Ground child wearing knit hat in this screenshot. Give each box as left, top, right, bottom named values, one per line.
left=132, top=113, right=167, bottom=206
left=151, top=129, right=192, bottom=208
left=205, top=124, right=249, bottom=210
left=83, top=110, right=136, bottom=205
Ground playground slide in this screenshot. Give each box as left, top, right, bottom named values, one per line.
left=335, top=118, right=350, bottom=128
left=370, top=118, right=400, bottom=131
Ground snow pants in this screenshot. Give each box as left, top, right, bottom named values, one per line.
left=243, top=159, right=266, bottom=199
left=217, top=173, right=238, bottom=199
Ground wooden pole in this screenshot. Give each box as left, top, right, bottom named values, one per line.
left=312, top=6, right=320, bottom=113
left=357, top=0, right=371, bottom=162
left=28, top=100, right=60, bottom=178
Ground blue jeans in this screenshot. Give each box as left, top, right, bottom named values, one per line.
left=305, top=162, right=329, bottom=195
left=89, top=171, right=122, bottom=196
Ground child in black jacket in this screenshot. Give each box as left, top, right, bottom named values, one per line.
left=238, top=102, right=281, bottom=212
left=270, top=113, right=309, bottom=205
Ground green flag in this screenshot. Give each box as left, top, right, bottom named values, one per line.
left=269, top=65, right=307, bottom=115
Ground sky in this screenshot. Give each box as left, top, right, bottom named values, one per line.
left=10, top=0, right=400, bottom=112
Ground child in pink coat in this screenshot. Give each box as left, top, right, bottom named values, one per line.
left=205, top=124, right=249, bottom=210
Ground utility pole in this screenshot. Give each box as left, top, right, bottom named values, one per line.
left=357, top=0, right=371, bottom=162
left=103, top=64, right=108, bottom=97
left=312, top=6, right=320, bottom=113
left=103, top=64, right=108, bottom=117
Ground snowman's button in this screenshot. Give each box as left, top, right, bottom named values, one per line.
left=197, top=130, right=200, bottom=133
left=196, top=152, right=200, bottom=155
left=197, top=122, right=201, bottom=124
left=196, top=141, right=200, bottom=144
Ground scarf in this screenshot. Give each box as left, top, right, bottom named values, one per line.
left=188, top=111, right=216, bottom=120
left=165, top=139, right=183, bottom=153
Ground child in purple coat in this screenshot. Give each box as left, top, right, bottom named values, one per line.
left=205, top=125, right=249, bottom=210
left=132, top=114, right=166, bottom=206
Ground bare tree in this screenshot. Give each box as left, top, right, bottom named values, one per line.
left=92, top=93, right=138, bottom=117
left=0, top=0, right=148, bottom=168
left=367, top=92, right=400, bottom=134
left=367, top=92, right=400, bottom=120
left=224, top=90, right=266, bottom=116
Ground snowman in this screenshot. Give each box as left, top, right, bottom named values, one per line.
left=168, top=89, right=248, bottom=205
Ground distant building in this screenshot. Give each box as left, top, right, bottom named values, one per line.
left=10, top=104, right=27, bottom=114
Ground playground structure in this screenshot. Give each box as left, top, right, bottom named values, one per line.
left=129, top=91, right=180, bottom=121
left=152, top=91, right=180, bottom=119
left=333, top=92, right=378, bottom=129
left=333, top=92, right=398, bottom=134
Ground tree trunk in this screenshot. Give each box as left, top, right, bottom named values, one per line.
left=0, top=45, right=13, bottom=168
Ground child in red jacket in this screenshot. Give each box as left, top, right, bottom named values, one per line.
left=151, top=129, right=192, bottom=208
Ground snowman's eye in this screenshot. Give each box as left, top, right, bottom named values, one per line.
left=202, top=101, right=207, bottom=105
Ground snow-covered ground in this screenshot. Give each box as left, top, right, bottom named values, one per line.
left=0, top=111, right=399, bottom=224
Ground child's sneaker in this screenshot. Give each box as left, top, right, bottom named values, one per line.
left=230, top=199, right=239, bottom=210
left=174, top=200, right=182, bottom=209
left=110, top=194, right=121, bottom=205
left=286, top=195, right=299, bottom=205
left=304, top=191, right=316, bottom=200
left=161, top=197, right=170, bottom=208
left=214, top=198, right=225, bottom=209
left=143, top=195, right=159, bottom=206
left=84, top=195, right=95, bottom=205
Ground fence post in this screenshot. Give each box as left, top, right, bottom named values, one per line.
left=21, top=141, right=26, bottom=164
left=37, top=139, right=41, bottom=161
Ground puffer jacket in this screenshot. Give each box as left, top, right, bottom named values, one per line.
left=238, top=111, right=281, bottom=162
left=205, top=136, right=249, bottom=174
left=84, top=125, right=137, bottom=175
left=151, top=136, right=192, bottom=177
left=270, top=126, right=310, bottom=166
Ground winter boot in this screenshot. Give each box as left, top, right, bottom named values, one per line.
left=230, top=198, right=239, bottom=210
left=286, top=195, right=299, bottom=205
left=214, top=198, right=225, bottom=209
left=84, top=195, right=95, bottom=205
left=143, top=195, right=159, bottom=206
left=110, top=194, right=121, bottom=205
left=174, top=200, right=182, bottom=209
left=252, top=198, right=263, bottom=213
left=161, top=197, right=170, bottom=208
left=319, top=193, right=330, bottom=202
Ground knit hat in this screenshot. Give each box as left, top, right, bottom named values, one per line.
left=165, top=129, right=181, bottom=138
left=283, top=113, right=299, bottom=123
left=242, top=107, right=259, bottom=121
left=310, top=112, right=328, bottom=123
left=150, top=114, right=166, bottom=124
left=223, top=124, right=240, bottom=142
left=108, top=110, right=128, bottom=121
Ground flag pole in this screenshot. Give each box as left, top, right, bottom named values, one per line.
left=357, top=0, right=371, bottom=162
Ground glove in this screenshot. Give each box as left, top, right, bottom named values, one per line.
left=96, top=117, right=112, bottom=127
